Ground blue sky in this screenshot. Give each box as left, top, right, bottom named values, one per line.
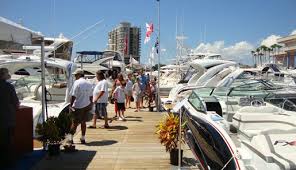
left=2, top=0, right=296, bottom=65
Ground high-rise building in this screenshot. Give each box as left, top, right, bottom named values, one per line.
left=108, top=22, right=141, bottom=64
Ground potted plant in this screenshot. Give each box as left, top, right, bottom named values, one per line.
left=56, top=111, right=77, bottom=152
left=36, top=116, right=64, bottom=156
left=155, top=113, right=184, bottom=165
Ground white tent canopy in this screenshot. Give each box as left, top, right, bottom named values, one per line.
left=0, top=16, right=42, bottom=45
left=130, top=57, right=140, bottom=65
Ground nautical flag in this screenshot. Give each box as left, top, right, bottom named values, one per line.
left=144, top=23, right=153, bottom=44
left=154, top=37, right=159, bottom=54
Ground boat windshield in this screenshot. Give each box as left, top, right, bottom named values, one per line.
left=192, top=87, right=215, bottom=97
left=188, top=91, right=206, bottom=113
left=103, top=51, right=122, bottom=61
left=265, top=93, right=296, bottom=112
left=76, top=51, right=122, bottom=63
left=227, top=80, right=283, bottom=97
left=179, top=66, right=198, bottom=83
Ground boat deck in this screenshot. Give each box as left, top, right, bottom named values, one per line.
left=31, top=104, right=200, bottom=170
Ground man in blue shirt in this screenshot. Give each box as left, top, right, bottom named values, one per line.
left=139, top=70, right=147, bottom=108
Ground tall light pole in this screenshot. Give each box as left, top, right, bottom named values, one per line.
left=157, top=0, right=161, bottom=112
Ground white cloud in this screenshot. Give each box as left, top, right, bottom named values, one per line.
left=260, top=35, right=282, bottom=47
left=291, top=29, right=296, bottom=35
left=193, top=41, right=254, bottom=64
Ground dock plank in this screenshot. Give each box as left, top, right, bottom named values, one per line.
left=32, top=105, right=171, bottom=170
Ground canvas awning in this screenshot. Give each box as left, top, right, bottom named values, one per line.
left=0, top=16, right=42, bottom=45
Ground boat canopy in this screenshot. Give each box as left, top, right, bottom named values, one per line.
left=0, top=16, right=42, bottom=45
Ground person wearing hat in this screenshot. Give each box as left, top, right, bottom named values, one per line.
left=68, top=69, right=93, bottom=144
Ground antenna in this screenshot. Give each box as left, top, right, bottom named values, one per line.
left=53, top=0, right=56, bottom=61
left=204, top=24, right=206, bottom=43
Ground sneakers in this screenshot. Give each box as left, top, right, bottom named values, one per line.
left=67, top=139, right=86, bottom=144
left=119, top=116, right=126, bottom=121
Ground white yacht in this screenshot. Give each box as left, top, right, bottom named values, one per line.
left=158, top=53, right=223, bottom=96
left=163, top=59, right=236, bottom=104
left=175, top=80, right=296, bottom=169
left=74, top=50, right=125, bottom=75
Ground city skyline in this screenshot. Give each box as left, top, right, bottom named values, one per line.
left=1, top=0, right=296, bottom=65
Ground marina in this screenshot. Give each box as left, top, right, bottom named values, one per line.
left=1, top=1, right=296, bottom=170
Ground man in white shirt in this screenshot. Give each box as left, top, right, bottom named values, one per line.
left=69, top=70, right=93, bottom=144
left=89, top=71, right=109, bottom=128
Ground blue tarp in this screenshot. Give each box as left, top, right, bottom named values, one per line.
left=76, top=51, right=103, bottom=55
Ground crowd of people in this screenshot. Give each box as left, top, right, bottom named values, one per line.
left=0, top=66, right=158, bottom=163
left=68, top=69, right=158, bottom=144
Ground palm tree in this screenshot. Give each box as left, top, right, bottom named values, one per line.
left=254, top=52, right=258, bottom=67
left=260, top=45, right=268, bottom=65
left=256, top=48, right=261, bottom=66
left=267, top=47, right=272, bottom=63
left=271, top=44, right=283, bottom=64
left=271, top=44, right=277, bottom=63
left=251, top=50, right=256, bottom=66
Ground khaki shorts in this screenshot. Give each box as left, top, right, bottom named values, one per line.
left=71, top=104, right=92, bottom=124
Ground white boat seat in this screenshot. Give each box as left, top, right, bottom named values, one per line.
left=242, top=134, right=296, bottom=169
left=237, top=106, right=281, bottom=114
left=259, top=128, right=296, bottom=135
left=233, top=106, right=296, bottom=139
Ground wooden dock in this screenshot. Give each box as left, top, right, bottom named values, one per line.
left=33, top=104, right=170, bottom=169
left=32, top=104, right=199, bottom=170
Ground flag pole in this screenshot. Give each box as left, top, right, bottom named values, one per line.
left=157, top=0, right=161, bottom=112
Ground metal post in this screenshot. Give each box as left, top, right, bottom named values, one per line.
left=178, top=109, right=182, bottom=169
left=41, top=37, right=46, bottom=122
left=40, top=37, right=46, bottom=150
left=157, top=0, right=161, bottom=112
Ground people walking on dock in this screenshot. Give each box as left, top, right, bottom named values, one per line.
left=89, top=71, right=109, bottom=128
left=139, top=70, right=148, bottom=108
left=132, top=77, right=142, bottom=112
left=68, top=70, right=93, bottom=144
left=113, top=80, right=127, bottom=120
left=111, top=73, right=124, bottom=119
left=125, top=73, right=133, bottom=109
left=0, top=68, right=19, bottom=166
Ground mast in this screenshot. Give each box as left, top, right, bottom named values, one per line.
left=157, top=0, right=161, bottom=112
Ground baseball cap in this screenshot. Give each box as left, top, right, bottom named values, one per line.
left=72, top=69, right=84, bottom=75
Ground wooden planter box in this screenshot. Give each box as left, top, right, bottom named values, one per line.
left=13, top=106, right=33, bottom=157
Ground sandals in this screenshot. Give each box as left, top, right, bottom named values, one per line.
left=87, top=125, right=96, bottom=129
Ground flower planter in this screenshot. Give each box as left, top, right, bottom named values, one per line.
left=48, top=143, right=60, bottom=156
left=170, top=149, right=183, bottom=166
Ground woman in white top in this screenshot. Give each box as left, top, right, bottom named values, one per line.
left=125, top=73, right=133, bottom=109
left=132, top=77, right=142, bottom=112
